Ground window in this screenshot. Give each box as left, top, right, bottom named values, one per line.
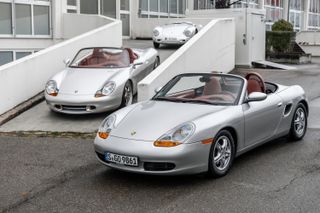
left=308, top=0, right=320, bottom=30
left=170, top=0, right=178, bottom=14
left=0, top=51, right=13, bottom=66
left=0, top=3, right=12, bottom=35
left=121, top=0, right=130, bottom=11
left=34, top=5, right=50, bottom=35
left=67, top=0, right=77, bottom=6
left=160, top=0, right=169, bottom=13
left=289, top=0, right=304, bottom=31
left=15, top=4, right=32, bottom=35
left=140, top=0, right=185, bottom=18
left=16, top=52, right=32, bottom=60
left=80, top=0, right=98, bottom=14
left=101, top=0, right=116, bottom=18
left=264, top=0, right=284, bottom=30
left=150, top=0, right=158, bottom=12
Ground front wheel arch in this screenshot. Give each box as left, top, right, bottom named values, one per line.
left=216, top=126, right=238, bottom=155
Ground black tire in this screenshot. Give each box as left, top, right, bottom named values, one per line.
left=153, top=42, right=160, bottom=49
left=289, top=103, right=307, bottom=141
left=208, top=130, right=235, bottom=178
left=153, top=57, right=160, bottom=70
left=120, top=81, right=133, bottom=108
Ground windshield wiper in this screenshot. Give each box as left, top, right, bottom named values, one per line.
left=153, top=97, right=186, bottom=103
left=182, top=99, right=219, bottom=105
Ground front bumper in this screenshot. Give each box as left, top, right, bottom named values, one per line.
left=153, top=36, right=191, bottom=45
left=94, top=135, right=210, bottom=175
left=45, top=93, right=122, bottom=114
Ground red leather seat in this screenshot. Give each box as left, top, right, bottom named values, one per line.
left=125, top=48, right=138, bottom=64
left=245, top=72, right=266, bottom=94
left=203, top=77, right=221, bottom=95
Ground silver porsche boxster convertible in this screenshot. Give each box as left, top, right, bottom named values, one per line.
left=45, top=47, right=159, bottom=114
left=94, top=72, right=308, bottom=177
left=152, top=22, right=202, bottom=48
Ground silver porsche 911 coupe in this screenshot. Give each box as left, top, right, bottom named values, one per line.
left=45, top=47, right=159, bottom=114
left=94, top=72, right=308, bottom=177
left=152, top=22, right=202, bottom=48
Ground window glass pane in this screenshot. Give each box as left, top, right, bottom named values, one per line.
left=120, top=14, right=130, bottom=36
left=150, top=0, right=159, bottom=12
left=140, top=0, right=148, bottom=11
left=16, top=4, right=32, bottom=35
left=67, top=9, right=77, bottom=13
left=0, top=52, right=13, bottom=66
left=67, top=0, right=77, bottom=6
left=34, top=5, right=50, bottom=35
left=179, top=0, right=184, bottom=14
left=100, top=0, right=116, bottom=18
left=160, top=0, right=168, bottom=13
left=121, top=0, right=130, bottom=10
left=170, top=0, right=178, bottom=14
left=16, top=52, right=32, bottom=60
left=80, top=0, right=98, bottom=14
left=0, top=3, right=12, bottom=34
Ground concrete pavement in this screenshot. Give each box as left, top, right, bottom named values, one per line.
left=1, top=130, right=320, bottom=213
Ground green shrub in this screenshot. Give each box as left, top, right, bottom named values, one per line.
left=267, top=19, right=295, bottom=53
left=272, top=19, right=293, bottom=32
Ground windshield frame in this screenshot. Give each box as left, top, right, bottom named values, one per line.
left=69, top=47, right=130, bottom=69
left=152, top=73, right=246, bottom=106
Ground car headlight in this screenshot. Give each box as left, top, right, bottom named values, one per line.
left=98, top=115, right=116, bottom=139
left=183, top=28, right=193, bottom=37
left=45, top=80, right=59, bottom=96
left=154, top=123, right=195, bottom=147
left=95, top=81, right=116, bottom=98
left=153, top=28, right=161, bottom=37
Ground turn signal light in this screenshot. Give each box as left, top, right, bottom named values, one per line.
left=98, top=132, right=109, bottom=139
left=201, top=138, right=214, bottom=145
left=154, top=141, right=181, bottom=147
left=49, top=92, right=58, bottom=97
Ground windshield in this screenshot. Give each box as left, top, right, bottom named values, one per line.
left=69, top=48, right=130, bottom=68
left=153, top=74, right=244, bottom=105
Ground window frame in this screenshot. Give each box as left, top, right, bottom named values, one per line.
left=0, top=0, right=52, bottom=38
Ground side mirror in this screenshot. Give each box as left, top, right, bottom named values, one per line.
left=133, top=62, right=143, bottom=69
left=154, top=87, right=162, bottom=93
left=63, top=58, right=71, bottom=66
left=246, top=92, right=267, bottom=102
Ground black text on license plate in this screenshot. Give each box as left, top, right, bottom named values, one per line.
left=105, top=152, right=138, bottom=167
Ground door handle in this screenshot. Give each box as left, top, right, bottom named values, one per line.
left=277, top=102, right=283, bottom=107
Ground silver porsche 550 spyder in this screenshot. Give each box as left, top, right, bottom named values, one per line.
left=152, top=22, right=202, bottom=48
left=45, top=47, right=160, bottom=114
left=94, top=72, right=308, bottom=177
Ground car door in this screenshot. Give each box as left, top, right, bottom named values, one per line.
left=242, top=93, right=284, bottom=146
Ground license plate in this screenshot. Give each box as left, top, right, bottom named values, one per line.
left=105, top=152, right=138, bottom=167
left=166, top=37, right=177, bottom=41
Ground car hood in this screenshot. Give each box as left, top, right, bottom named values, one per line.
left=58, top=68, right=125, bottom=95
left=161, top=24, right=189, bottom=36
left=111, top=100, right=227, bottom=141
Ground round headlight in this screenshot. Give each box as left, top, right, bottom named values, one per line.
left=172, top=124, right=194, bottom=141
left=153, top=28, right=160, bottom=37
left=183, top=29, right=193, bottom=37
left=45, top=80, right=58, bottom=96
left=98, top=115, right=116, bottom=139
left=95, top=82, right=116, bottom=97
left=154, top=123, right=195, bottom=147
